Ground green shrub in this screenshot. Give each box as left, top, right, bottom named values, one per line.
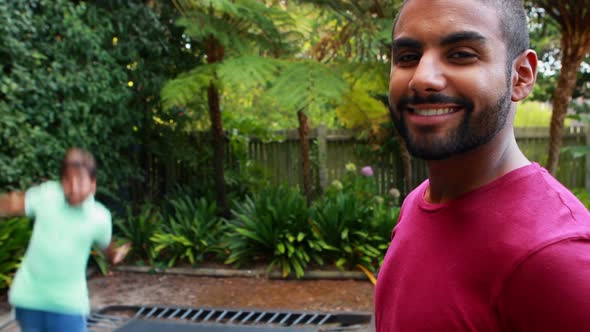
left=311, top=165, right=399, bottom=271
left=371, top=202, right=400, bottom=266
left=312, top=192, right=398, bottom=272
left=90, top=244, right=110, bottom=276
left=572, top=188, right=590, bottom=210
left=225, top=185, right=327, bottom=278
left=152, top=196, right=224, bottom=267
left=114, top=205, right=160, bottom=264
left=0, top=217, right=32, bottom=289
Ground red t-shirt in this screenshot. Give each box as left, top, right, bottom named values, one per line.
left=375, top=163, right=590, bottom=331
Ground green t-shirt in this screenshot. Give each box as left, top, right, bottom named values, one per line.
left=9, top=181, right=111, bottom=315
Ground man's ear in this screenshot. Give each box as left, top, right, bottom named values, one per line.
left=511, top=50, right=538, bottom=102
left=91, top=180, right=97, bottom=194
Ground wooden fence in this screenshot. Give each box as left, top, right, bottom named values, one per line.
left=247, top=126, right=588, bottom=195
left=137, top=125, right=589, bottom=202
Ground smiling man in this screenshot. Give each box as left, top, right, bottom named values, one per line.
left=375, top=0, right=590, bottom=331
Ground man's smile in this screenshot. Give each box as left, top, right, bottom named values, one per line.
left=407, top=105, right=462, bottom=117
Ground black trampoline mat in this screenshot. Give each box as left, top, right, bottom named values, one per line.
left=115, top=320, right=318, bottom=332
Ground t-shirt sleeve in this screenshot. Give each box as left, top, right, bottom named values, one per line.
left=94, top=208, right=112, bottom=250
left=24, top=182, right=53, bottom=218
left=499, top=238, right=590, bottom=332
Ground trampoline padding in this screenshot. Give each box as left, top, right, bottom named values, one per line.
left=115, top=320, right=318, bottom=332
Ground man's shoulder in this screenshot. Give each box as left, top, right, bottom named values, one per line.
left=524, top=166, right=589, bottom=222
left=403, top=180, right=429, bottom=203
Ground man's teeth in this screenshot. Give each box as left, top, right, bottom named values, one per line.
left=413, top=108, right=456, bottom=116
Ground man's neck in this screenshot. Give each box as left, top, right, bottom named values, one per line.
left=424, top=126, right=530, bottom=204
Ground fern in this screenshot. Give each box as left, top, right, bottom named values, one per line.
left=174, top=0, right=295, bottom=54
left=335, top=63, right=390, bottom=128
left=162, top=56, right=281, bottom=110
left=161, top=64, right=216, bottom=110
left=218, top=56, right=280, bottom=91
left=336, top=86, right=389, bottom=129
left=268, top=60, right=348, bottom=111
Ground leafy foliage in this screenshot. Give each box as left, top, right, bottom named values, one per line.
left=225, top=185, right=327, bottom=278
left=162, top=0, right=298, bottom=111
left=224, top=130, right=272, bottom=201
left=335, top=63, right=390, bottom=129
left=269, top=60, right=348, bottom=113
left=561, top=101, right=590, bottom=159
left=152, top=196, right=224, bottom=267
left=0, top=217, right=32, bottom=290
left=94, top=0, right=199, bottom=204
left=174, top=0, right=295, bottom=55
left=0, top=0, right=135, bottom=193
left=572, top=188, right=590, bottom=210
left=311, top=169, right=398, bottom=271
left=90, top=244, right=110, bottom=276
left=0, top=0, right=201, bottom=207
left=114, top=205, right=160, bottom=264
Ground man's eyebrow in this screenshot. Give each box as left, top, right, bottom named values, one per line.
left=391, top=37, right=422, bottom=52
left=440, top=31, right=487, bottom=46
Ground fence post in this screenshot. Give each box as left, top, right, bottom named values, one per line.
left=586, top=124, right=590, bottom=193
left=317, top=125, right=328, bottom=193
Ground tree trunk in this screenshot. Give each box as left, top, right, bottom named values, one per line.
left=546, top=46, right=586, bottom=175
left=297, top=110, right=312, bottom=206
left=208, top=82, right=228, bottom=217
left=206, top=37, right=228, bottom=216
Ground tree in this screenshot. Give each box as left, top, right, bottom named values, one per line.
left=268, top=59, right=348, bottom=204
left=92, top=0, right=198, bottom=203
left=293, top=0, right=413, bottom=194
left=0, top=0, right=134, bottom=195
left=162, top=0, right=295, bottom=215
left=532, top=1, right=590, bottom=174
left=527, top=6, right=590, bottom=102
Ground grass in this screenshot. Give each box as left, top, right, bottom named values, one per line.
left=514, top=101, right=572, bottom=127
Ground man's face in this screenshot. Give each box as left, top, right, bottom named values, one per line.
left=61, top=157, right=96, bottom=206
left=389, top=0, right=513, bottom=160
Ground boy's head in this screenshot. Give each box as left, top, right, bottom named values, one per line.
left=60, top=148, right=97, bottom=206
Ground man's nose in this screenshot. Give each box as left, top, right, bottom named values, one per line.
left=408, top=52, right=446, bottom=94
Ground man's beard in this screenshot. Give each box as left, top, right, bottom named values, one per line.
left=389, top=89, right=512, bottom=160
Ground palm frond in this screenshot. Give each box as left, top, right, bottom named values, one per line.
left=219, top=55, right=281, bottom=91
left=269, top=60, right=348, bottom=111
left=175, top=0, right=296, bottom=54
left=161, top=64, right=216, bottom=110
left=336, top=86, right=389, bottom=129
left=343, top=62, right=389, bottom=91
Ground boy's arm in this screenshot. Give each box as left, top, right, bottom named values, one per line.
left=103, top=241, right=131, bottom=265
left=0, top=192, right=25, bottom=218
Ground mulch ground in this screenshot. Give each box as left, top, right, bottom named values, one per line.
left=88, top=272, right=375, bottom=313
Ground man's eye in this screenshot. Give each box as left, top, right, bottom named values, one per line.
left=395, top=53, right=420, bottom=64
left=449, top=51, right=478, bottom=60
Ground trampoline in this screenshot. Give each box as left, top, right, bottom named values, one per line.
left=86, top=305, right=372, bottom=332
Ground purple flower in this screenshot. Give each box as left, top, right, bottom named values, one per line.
left=361, top=166, right=374, bottom=177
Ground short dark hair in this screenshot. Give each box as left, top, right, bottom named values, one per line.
left=60, top=148, right=97, bottom=180
left=485, top=0, right=530, bottom=61
left=394, top=0, right=530, bottom=62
